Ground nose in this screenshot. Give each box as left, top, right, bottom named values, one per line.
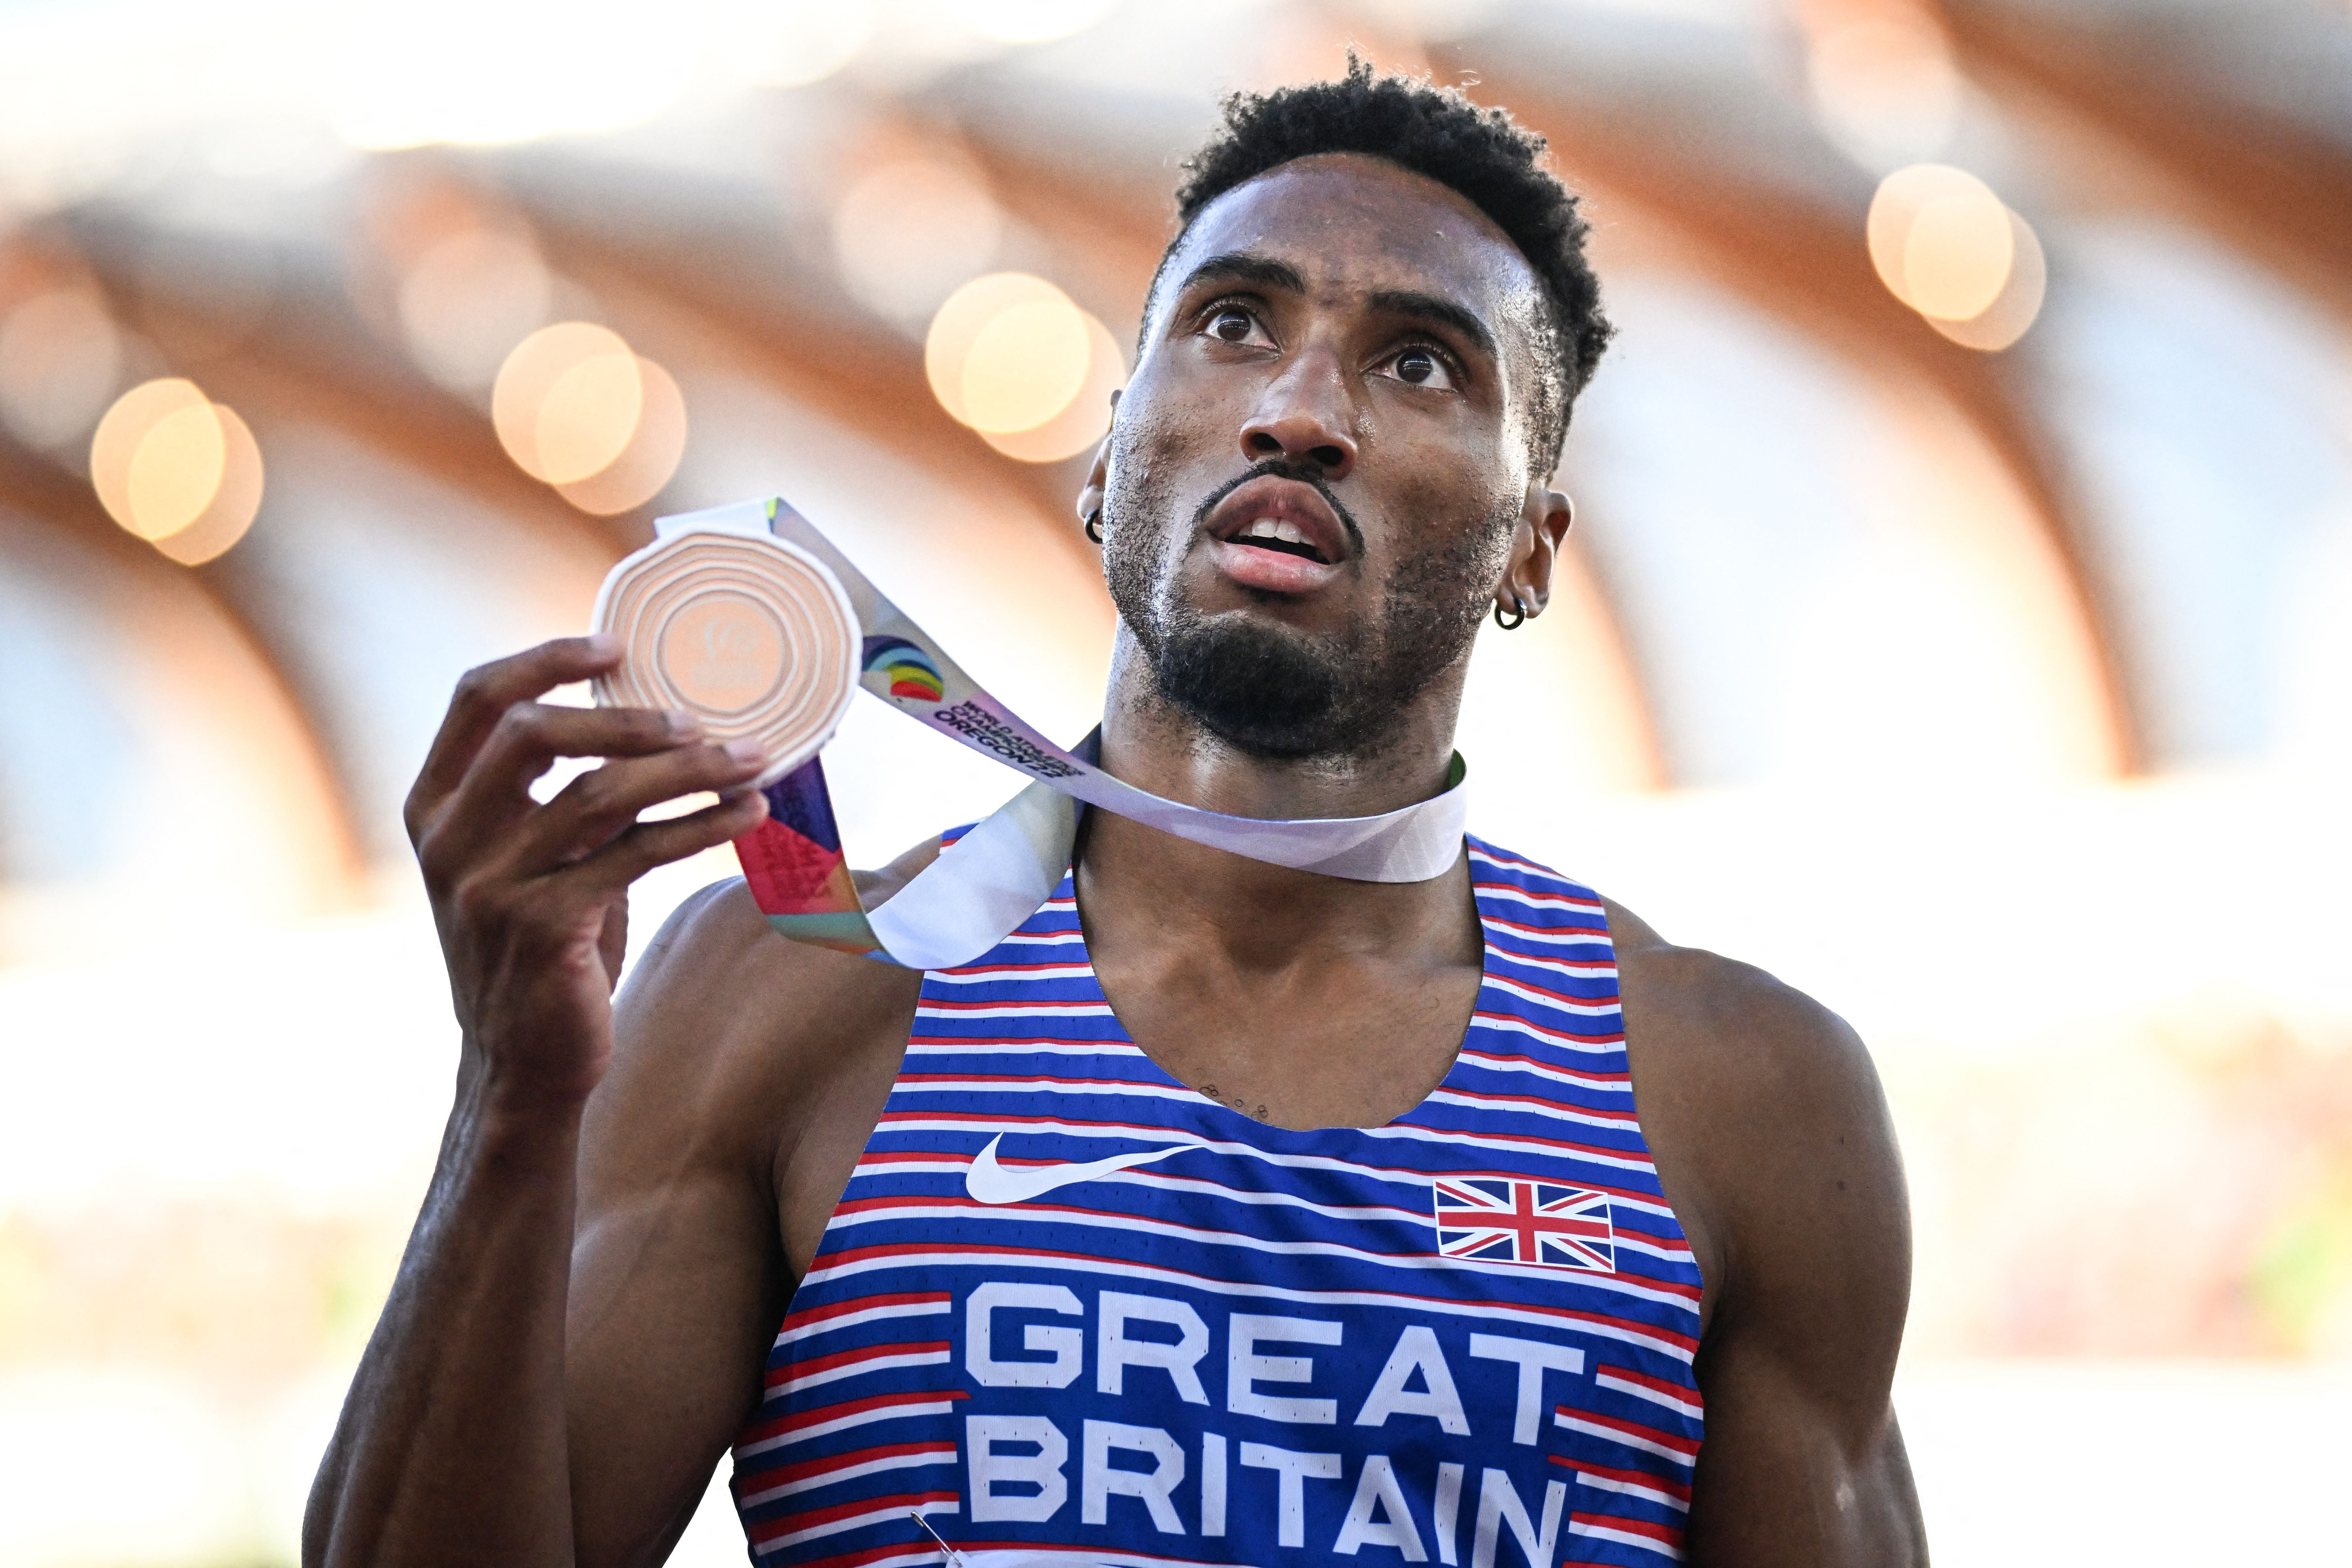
left=1240, top=355, right=1357, bottom=480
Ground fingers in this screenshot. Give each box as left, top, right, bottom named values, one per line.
left=407, top=637, right=625, bottom=835
left=422, top=702, right=714, bottom=875
left=472, top=702, right=705, bottom=799
left=445, top=770, right=765, bottom=978
left=501, top=738, right=770, bottom=875
left=546, top=786, right=773, bottom=903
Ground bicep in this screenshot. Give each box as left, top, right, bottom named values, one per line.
left=1683, top=1311, right=1925, bottom=1566
left=558, top=880, right=922, bottom=1568
left=561, top=882, right=794, bottom=1568
left=564, top=1153, right=784, bottom=1568
left=1665, top=963, right=1926, bottom=1565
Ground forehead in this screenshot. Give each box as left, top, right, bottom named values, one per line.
left=1159, top=153, right=1546, bottom=341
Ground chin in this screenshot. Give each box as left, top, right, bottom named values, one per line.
left=1150, top=614, right=1389, bottom=760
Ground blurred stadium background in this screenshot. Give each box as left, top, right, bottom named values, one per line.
left=2, top=0, right=2350, bottom=1562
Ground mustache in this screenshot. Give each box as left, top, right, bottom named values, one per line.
left=1188, top=460, right=1365, bottom=556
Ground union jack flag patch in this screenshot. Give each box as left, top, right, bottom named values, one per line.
left=1432, top=1176, right=1615, bottom=1273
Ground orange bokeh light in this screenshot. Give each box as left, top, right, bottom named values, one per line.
left=1924, top=211, right=2046, bottom=353
left=555, top=356, right=688, bottom=515
left=981, top=311, right=1125, bottom=465
left=156, top=405, right=266, bottom=566
left=1868, top=163, right=2045, bottom=351
left=492, top=321, right=635, bottom=481
left=491, top=321, right=685, bottom=512
left=926, top=273, right=1118, bottom=457
left=88, top=378, right=265, bottom=563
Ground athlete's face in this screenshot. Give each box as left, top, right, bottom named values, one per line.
left=1091, top=154, right=1565, bottom=761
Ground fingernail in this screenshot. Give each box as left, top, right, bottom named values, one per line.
left=724, top=739, right=767, bottom=766
left=665, top=710, right=701, bottom=739
left=586, top=633, right=623, bottom=658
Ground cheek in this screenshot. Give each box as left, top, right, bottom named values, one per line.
left=1378, top=472, right=1520, bottom=591
left=1116, top=375, right=1223, bottom=474
left=1394, top=456, right=1514, bottom=542
left=1122, top=343, right=1276, bottom=464
left=1105, top=399, right=1216, bottom=541
left=1101, top=421, right=1191, bottom=586
left=1103, top=419, right=1167, bottom=530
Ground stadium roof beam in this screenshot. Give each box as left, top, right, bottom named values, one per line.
left=525, top=206, right=1102, bottom=567
left=0, top=426, right=369, bottom=917
left=1932, top=0, right=2352, bottom=328
left=1460, top=60, right=2141, bottom=776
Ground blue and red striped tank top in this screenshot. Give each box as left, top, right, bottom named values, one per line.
left=732, top=837, right=1705, bottom=1568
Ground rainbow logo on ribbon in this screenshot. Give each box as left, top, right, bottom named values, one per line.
left=862, top=635, right=945, bottom=702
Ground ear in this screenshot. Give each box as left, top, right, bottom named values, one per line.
left=1496, top=482, right=1575, bottom=619
left=1075, top=390, right=1120, bottom=533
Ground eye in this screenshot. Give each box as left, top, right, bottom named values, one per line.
left=1384, top=346, right=1456, bottom=390
left=1201, top=303, right=1271, bottom=347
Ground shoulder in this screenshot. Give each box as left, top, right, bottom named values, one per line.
left=1607, top=900, right=1888, bottom=1140
left=588, top=869, right=926, bottom=1213
left=623, top=872, right=925, bottom=1048
left=1603, top=899, right=1909, bottom=1343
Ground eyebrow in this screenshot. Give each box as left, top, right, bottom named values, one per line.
left=1365, top=288, right=1497, bottom=360
left=1174, top=252, right=1307, bottom=297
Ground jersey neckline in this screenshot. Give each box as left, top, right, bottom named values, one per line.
left=1056, top=860, right=1500, bottom=1136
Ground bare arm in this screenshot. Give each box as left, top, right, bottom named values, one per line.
left=302, top=638, right=776, bottom=1568
left=563, top=879, right=918, bottom=1564
left=1615, top=915, right=1927, bottom=1568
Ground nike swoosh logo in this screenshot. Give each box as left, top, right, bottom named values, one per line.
left=964, top=1134, right=1194, bottom=1205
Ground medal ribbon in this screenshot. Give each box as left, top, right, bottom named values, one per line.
left=649, top=499, right=1470, bottom=969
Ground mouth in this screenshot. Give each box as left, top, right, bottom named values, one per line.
left=1226, top=517, right=1330, bottom=564
left=1203, top=476, right=1351, bottom=593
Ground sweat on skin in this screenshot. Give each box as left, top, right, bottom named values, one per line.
left=303, top=122, right=1922, bottom=1568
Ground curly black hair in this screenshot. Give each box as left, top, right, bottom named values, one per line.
left=1164, top=58, right=1610, bottom=472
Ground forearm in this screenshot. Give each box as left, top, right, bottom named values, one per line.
left=303, top=636, right=773, bottom=1566
left=304, top=1062, right=586, bottom=1568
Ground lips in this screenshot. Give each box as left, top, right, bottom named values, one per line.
left=1204, top=475, right=1350, bottom=594
left=1232, top=516, right=1326, bottom=562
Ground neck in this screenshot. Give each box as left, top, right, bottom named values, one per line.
left=1078, top=627, right=1473, bottom=968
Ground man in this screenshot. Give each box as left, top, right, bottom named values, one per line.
left=306, top=65, right=1925, bottom=1568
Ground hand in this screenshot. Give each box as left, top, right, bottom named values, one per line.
left=404, top=636, right=772, bottom=1109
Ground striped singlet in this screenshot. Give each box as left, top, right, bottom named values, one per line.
left=731, top=837, right=1706, bottom=1568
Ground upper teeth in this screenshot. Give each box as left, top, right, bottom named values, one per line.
left=1243, top=518, right=1307, bottom=545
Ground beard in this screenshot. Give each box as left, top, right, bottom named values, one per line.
left=1102, top=459, right=1515, bottom=761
